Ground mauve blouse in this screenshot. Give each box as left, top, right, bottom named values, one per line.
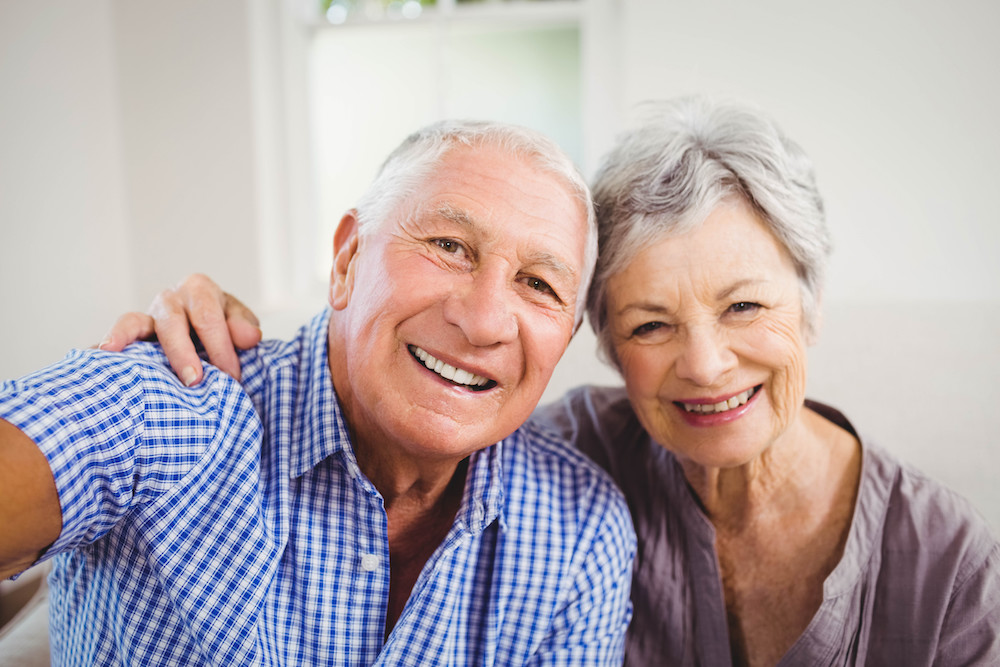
left=534, top=386, right=1000, bottom=666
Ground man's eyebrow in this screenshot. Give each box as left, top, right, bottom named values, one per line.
left=435, top=203, right=474, bottom=228
left=433, top=204, right=579, bottom=282
left=526, top=251, right=577, bottom=282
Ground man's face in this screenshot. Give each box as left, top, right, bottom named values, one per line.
left=328, top=145, right=589, bottom=463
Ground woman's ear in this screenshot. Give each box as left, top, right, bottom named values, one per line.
left=805, top=293, right=824, bottom=346
left=329, top=209, right=361, bottom=310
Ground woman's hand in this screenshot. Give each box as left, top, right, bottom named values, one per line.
left=99, top=273, right=261, bottom=385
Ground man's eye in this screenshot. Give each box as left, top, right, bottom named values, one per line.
left=522, top=277, right=564, bottom=303
left=434, top=239, right=462, bottom=253
left=527, top=277, right=554, bottom=294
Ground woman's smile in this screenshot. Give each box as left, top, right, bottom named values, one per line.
left=674, top=384, right=762, bottom=426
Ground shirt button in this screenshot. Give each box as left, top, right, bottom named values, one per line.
left=360, top=553, right=379, bottom=572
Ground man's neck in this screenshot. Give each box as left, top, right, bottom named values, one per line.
left=326, top=324, right=471, bottom=510
left=352, top=430, right=467, bottom=509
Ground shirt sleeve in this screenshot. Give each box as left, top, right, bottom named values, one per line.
left=528, top=476, right=636, bottom=666
left=935, top=541, right=1000, bottom=665
left=0, top=346, right=237, bottom=562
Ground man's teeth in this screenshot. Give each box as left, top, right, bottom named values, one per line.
left=682, top=387, right=757, bottom=414
left=411, top=346, right=490, bottom=388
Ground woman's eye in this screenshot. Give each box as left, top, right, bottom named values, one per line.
left=632, top=321, right=665, bottom=336
left=728, top=301, right=761, bottom=314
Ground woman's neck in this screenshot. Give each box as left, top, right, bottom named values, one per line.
left=679, top=407, right=859, bottom=532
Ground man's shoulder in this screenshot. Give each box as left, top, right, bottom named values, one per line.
left=504, top=416, right=634, bottom=539
left=233, top=336, right=303, bottom=393
left=115, top=342, right=258, bottom=416
left=4, top=343, right=241, bottom=412
left=512, top=415, right=620, bottom=487
left=233, top=310, right=330, bottom=397
left=530, top=384, right=642, bottom=477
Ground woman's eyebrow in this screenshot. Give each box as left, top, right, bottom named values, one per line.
left=716, top=278, right=766, bottom=301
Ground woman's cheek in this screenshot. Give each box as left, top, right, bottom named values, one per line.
left=757, top=317, right=809, bottom=428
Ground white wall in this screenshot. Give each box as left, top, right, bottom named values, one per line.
left=112, top=1, right=263, bottom=308
left=0, top=2, right=132, bottom=379
left=1, top=0, right=997, bottom=528
left=0, top=0, right=263, bottom=380
left=611, top=0, right=1000, bottom=305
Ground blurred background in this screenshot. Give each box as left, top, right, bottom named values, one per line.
left=1, top=0, right=998, bottom=527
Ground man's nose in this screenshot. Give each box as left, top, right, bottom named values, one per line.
left=443, top=268, right=518, bottom=347
left=673, top=325, right=737, bottom=387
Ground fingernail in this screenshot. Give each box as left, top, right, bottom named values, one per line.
left=98, top=335, right=112, bottom=350
left=180, top=366, right=198, bottom=387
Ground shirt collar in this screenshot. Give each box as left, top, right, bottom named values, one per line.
left=457, top=438, right=507, bottom=533
left=288, top=308, right=508, bottom=532
left=290, top=308, right=351, bottom=478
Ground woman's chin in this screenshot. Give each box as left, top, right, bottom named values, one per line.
left=664, top=435, right=772, bottom=473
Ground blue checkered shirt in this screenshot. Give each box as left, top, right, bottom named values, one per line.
left=1, top=309, right=635, bottom=665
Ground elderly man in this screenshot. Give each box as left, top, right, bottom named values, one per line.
left=0, top=121, right=635, bottom=665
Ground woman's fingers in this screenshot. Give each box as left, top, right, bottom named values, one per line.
left=97, top=274, right=260, bottom=385
left=97, top=311, right=156, bottom=352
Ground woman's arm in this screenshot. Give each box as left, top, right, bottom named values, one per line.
left=935, top=542, right=1000, bottom=665
left=101, top=273, right=261, bottom=385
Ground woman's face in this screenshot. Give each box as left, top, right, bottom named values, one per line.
left=606, top=198, right=810, bottom=470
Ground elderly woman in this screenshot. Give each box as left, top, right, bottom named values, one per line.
left=104, top=99, right=999, bottom=665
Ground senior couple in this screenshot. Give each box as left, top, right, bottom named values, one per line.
left=2, top=98, right=998, bottom=665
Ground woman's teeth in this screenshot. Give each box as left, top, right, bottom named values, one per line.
left=681, top=387, right=757, bottom=414
left=411, top=346, right=490, bottom=388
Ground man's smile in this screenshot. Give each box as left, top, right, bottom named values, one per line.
left=409, top=345, right=497, bottom=391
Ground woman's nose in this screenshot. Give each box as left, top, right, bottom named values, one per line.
left=673, top=325, right=737, bottom=386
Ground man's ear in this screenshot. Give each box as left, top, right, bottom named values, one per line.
left=329, top=209, right=361, bottom=311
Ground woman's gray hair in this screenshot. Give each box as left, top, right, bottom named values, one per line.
left=588, top=97, right=831, bottom=367
left=355, top=119, right=599, bottom=328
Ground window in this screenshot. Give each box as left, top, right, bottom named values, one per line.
left=250, top=0, right=618, bottom=311
left=307, top=0, right=583, bottom=282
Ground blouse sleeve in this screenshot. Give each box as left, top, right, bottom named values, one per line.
left=934, top=541, right=1000, bottom=665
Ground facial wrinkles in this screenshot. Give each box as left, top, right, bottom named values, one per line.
left=609, top=202, right=811, bottom=467
left=328, top=145, right=593, bottom=473
left=451, top=201, right=581, bottom=301
left=394, top=211, right=573, bottom=399
left=425, top=212, right=578, bottom=334
left=754, top=308, right=809, bottom=444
